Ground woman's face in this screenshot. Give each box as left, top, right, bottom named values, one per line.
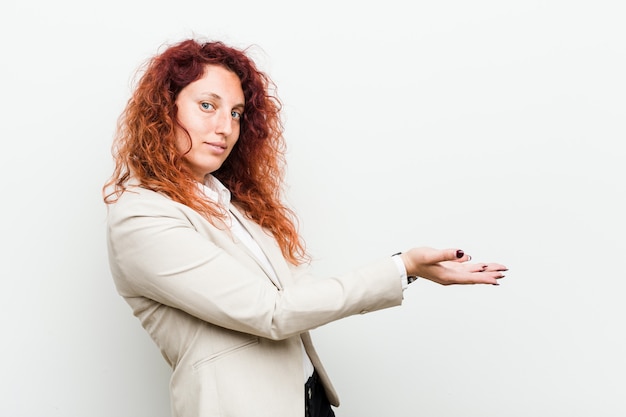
left=175, top=64, right=245, bottom=182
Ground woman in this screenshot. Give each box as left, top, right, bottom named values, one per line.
left=103, top=38, right=507, bottom=417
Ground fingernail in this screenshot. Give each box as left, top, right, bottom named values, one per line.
left=456, top=250, right=464, bottom=259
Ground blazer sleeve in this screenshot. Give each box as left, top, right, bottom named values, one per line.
left=106, top=189, right=404, bottom=340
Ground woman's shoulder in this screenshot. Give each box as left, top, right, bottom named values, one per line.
left=107, top=186, right=187, bottom=219
left=112, top=185, right=170, bottom=206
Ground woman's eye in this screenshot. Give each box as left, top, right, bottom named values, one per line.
left=231, top=110, right=242, bottom=120
left=200, top=102, right=214, bottom=111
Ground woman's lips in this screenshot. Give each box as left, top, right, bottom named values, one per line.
left=204, top=142, right=227, bottom=153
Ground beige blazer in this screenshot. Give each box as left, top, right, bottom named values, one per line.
left=106, top=186, right=404, bottom=417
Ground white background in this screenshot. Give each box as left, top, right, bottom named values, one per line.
left=1, top=1, right=625, bottom=416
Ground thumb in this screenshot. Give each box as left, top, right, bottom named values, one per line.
left=403, top=247, right=467, bottom=277
left=410, top=247, right=466, bottom=264
left=429, top=248, right=467, bottom=263
left=450, top=248, right=468, bottom=261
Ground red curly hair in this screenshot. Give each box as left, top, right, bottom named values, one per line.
left=103, top=39, right=308, bottom=264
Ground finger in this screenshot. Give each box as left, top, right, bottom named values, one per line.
left=482, top=263, right=508, bottom=272
left=489, top=270, right=507, bottom=284
left=413, top=247, right=466, bottom=264
left=471, top=271, right=506, bottom=285
left=445, top=248, right=471, bottom=262
left=449, top=249, right=472, bottom=263
left=465, top=263, right=488, bottom=272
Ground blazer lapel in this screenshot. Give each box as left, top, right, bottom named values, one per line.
left=228, top=204, right=289, bottom=290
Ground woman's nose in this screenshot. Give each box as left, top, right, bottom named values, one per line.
left=215, top=110, right=233, bottom=135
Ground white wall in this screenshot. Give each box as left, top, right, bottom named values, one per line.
left=2, top=1, right=624, bottom=416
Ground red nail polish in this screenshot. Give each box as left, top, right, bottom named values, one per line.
left=456, top=250, right=464, bottom=259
